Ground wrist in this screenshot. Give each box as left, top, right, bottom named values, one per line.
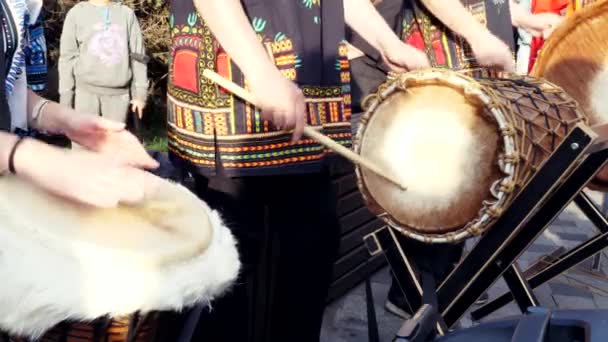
left=378, top=35, right=401, bottom=57
left=0, top=133, right=19, bottom=174
left=8, top=137, right=42, bottom=178
left=242, top=61, right=282, bottom=87
left=39, top=102, right=74, bottom=134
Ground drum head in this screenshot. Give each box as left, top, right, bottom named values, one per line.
left=532, top=0, right=608, bottom=190
left=356, top=83, right=501, bottom=234
left=1, top=174, right=212, bottom=266
left=532, top=0, right=608, bottom=124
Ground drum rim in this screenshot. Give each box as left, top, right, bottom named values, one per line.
left=353, top=68, right=519, bottom=243
left=530, top=0, right=608, bottom=77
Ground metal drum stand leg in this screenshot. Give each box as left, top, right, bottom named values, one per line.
left=470, top=124, right=608, bottom=321
left=364, top=124, right=608, bottom=337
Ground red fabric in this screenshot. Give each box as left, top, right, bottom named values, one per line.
left=527, top=0, right=568, bottom=72
left=173, top=50, right=199, bottom=93
left=531, top=0, right=569, bottom=14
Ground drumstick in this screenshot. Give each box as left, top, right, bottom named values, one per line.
left=202, top=69, right=407, bottom=191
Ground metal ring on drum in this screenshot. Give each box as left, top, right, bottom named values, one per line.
left=0, top=172, right=240, bottom=341
left=354, top=68, right=587, bottom=244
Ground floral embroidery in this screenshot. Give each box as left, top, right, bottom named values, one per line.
left=88, top=23, right=127, bottom=66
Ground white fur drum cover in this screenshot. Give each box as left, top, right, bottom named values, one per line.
left=0, top=175, right=240, bottom=338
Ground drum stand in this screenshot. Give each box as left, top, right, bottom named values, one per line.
left=363, top=123, right=608, bottom=340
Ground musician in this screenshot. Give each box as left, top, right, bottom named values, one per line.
left=166, top=0, right=428, bottom=341
left=348, top=0, right=563, bottom=320
left=0, top=0, right=157, bottom=209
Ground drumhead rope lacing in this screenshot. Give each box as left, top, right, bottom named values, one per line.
left=355, top=68, right=587, bottom=243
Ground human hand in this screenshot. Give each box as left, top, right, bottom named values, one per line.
left=519, top=12, right=564, bottom=38
left=130, top=99, right=146, bottom=119
left=246, top=67, right=307, bottom=142
left=63, top=113, right=158, bottom=169
left=381, top=40, right=430, bottom=71
left=13, top=139, right=159, bottom=208
left=468, top=31, right=515, bottom=72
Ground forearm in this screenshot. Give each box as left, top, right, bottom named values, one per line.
left=420, top=0, right=489, bottom=41
left=26, top=89, right=72, bottom=134
left=344, top=0, right=401, bottom=54
left=509, top=0, right=528, bottom=28
left=193, top=0, right=278, bottom=81
left=0, top=131, right=19, bottom=173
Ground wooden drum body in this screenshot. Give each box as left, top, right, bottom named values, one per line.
left=531, top=0, right=608, bottom=190
left=355, top=69, right=586, bottom=243
left=0, top=174, right=240, bottom=341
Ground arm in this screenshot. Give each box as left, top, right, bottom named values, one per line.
left=509, top=0, right=563, bottom=37
left=193, top=0, right=279, bottom=83
left=27, top=89, right=75, bottom=134
left=128, top=10, right=149, bottom=103
left=58, top=9, right=78, bottom=107
left=345, top=0, right=429, bottom=71
left=344, top=0, right=403, bottom=58
left=418, top=0, right=489, bottom=43
left=0, top=132, right=20, bottom=174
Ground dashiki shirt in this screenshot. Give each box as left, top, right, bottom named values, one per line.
left=401, top=0, right=516, bottom=70
left=0, top=0, right=46, bottom=132
left=168, top=0, right=352, bottom=177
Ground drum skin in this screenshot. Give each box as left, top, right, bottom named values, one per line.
left=531, top=0, right=608, bottom=190
left=355, top=69, right=587, bottom=243
left=0, top=173, right=240, bottom=341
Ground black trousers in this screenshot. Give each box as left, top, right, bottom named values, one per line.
left=190, top=172, right=341, bottom=342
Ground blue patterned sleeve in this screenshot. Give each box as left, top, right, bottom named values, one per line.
left=24, top=13, right=48, bottom=93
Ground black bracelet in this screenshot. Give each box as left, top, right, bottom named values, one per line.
left=8, top=136, right=26, bottom=175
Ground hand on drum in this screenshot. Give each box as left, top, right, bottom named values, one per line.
left=247, top=67, right=307, bottom=142
left=468, top=31, right=515, bottom=72
left=381, top=40, right=430, bottom=71
left=63, top=113, right=159, bottom=170
left=13, top=139, right=159, bottom=208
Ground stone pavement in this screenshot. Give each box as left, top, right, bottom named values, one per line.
left=320, top=191, right=608, bottom=342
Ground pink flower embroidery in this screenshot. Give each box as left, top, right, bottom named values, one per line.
left=87, top=23, right=126, bottom=66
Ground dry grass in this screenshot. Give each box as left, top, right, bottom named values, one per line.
left=44, top=1, right=172, bottom=149
left=44, top=0, right=170, bottom=66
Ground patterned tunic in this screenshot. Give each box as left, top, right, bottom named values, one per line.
left=401, top=0, right=515, bottom=70
left=167, top=0, right=352, bottom=177
left=0, top=0, right=46, bottom=132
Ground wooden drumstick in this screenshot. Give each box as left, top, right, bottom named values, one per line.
left=202, top=69, right=407, bottom=191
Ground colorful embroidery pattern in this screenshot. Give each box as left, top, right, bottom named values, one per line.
left=24, top=14, right=47, bottom=93
left=401, top=0, right=514, bottom=70
left=4, top=0, right=26, bottom=95
left=167, top=1, right=351, bottom=176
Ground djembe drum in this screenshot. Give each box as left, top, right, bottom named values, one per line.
left=0, top=173, right=240, bottom=341
left=531, top=0, right=608, bottom=190
left=355, top=69, right=587, bottom=243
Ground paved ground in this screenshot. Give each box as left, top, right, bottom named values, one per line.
left=321, top=191, right=608, bottom=342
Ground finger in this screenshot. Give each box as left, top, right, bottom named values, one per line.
left=292, top=95, right=306, bottom=142
left=283, top=107, right=296, bottom=131
left=128, top=145, right=159, bottom=169
left=272, top=111, right=286, bottom=131
left=116, top=168, right=147, bottom=205
left=138, top=107, right=144, bottom=119
left=93, top=117, right=126, bottom=132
